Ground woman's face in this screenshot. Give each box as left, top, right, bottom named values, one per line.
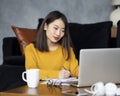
left=44, top=18, right=65, bottom=44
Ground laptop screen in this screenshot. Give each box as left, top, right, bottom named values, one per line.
left=78, top=48, right=120, bottom=87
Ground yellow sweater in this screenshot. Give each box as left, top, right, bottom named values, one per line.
left=25, top=43, right=79, bottom=79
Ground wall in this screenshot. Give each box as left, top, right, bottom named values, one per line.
left=0, top=0, right=113, bottom=65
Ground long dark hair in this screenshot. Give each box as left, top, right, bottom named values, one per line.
left=34, top=10, right=72, bottom=60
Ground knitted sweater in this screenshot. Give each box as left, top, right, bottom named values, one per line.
left=25, top=43, right=79, bottom=79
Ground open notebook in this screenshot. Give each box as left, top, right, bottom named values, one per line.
left=41, top=77, right=78, bottom=86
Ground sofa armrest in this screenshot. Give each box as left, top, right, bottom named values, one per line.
left=3, top=37, right=22, bottom=60
left=3, top=56, right=25, bottom=66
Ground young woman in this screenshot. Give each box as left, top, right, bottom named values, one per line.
left=25, top=10, right=79, bottom=80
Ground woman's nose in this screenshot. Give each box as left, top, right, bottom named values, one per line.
left=56, top=30, right=61, bottom=36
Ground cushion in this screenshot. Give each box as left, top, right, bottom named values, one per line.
left=69, top=21, right=112, bottom=60
left=11, top=26, right=38, bottom=55
left=116, top=20, right=120, bottom=47
left=37, top=18, right=44, bottom=30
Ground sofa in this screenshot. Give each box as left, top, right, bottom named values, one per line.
left=0, top=19, right=113, bottom=91
left=116, top=21, right=120, bottom=47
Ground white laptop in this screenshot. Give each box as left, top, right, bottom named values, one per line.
left=77, top=48, right=120, bottom=87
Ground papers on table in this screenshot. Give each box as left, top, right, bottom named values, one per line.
left=41, top=77, right=78, bottom=86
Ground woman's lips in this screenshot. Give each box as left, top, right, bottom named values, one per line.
left=54, top=37, right=59, bottom=40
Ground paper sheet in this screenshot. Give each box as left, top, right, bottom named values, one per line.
left=41, top=77, right=78, bottom=85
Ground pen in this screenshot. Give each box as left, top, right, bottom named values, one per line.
left=62, top=66, right=67, bottom=70
left=62, top=66, right=72, bottom=77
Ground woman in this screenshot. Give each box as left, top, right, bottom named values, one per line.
left=25, top=10, right=79, bottom=80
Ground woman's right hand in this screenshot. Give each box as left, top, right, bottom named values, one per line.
left=59, top=69, right=71, bottom=79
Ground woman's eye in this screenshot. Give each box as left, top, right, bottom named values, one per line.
left=54, top=27, right=58, bottom=30
left=62, top=30, right=65, bottom=33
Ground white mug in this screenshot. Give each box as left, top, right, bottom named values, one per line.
left=27, top=88, right=38, bottom=95
left=22, top=69, right=40, bottom=88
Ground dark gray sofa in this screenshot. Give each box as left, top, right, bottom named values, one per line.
left=0, top=20, right=113, bottom=91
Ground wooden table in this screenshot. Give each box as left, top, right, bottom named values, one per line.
left=0, top=83, right=90, bottom=96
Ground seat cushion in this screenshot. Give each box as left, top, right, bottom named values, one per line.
left=69, top=21, right=112, bottom=60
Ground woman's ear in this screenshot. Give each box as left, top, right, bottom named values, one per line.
left=44, top=23, right=47, bottom=30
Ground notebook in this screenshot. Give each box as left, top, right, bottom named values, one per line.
left=77, top=48, right=120, bottom=87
